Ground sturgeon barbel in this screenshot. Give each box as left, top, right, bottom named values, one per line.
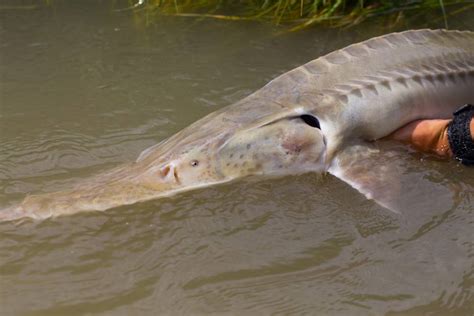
left=2, top=29, right=473, bottom=221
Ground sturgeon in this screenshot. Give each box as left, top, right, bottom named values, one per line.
left=1, top=29, right=473, bottom=221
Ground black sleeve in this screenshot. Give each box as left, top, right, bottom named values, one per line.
left=447, top=104, right=474, bottom=166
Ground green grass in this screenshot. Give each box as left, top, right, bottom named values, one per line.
left=134, top=0, right=473, bottom=29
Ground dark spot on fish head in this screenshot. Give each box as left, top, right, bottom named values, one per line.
left=282, top=142, right=302, bottom=154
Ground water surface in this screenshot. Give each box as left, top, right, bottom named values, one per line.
left=1, top=2, right=473, bottom=315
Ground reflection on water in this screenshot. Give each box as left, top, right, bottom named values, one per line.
left=1, top=2, right=473, bottom=315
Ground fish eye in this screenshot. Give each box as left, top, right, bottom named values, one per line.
left=190, top=160, right=199, bottom=167
left=300, top=114, right=321, bottom=129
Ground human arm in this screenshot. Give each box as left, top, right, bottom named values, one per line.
left=387, top=104, right=474, bottom=164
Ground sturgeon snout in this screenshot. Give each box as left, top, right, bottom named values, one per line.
left=2, top=113, right=326, bottom=220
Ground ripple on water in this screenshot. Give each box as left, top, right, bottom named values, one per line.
left=1, top=160, right=473, bottom=315
left=1, top=3, right=474, bottom=314
left=0, top=119, right=170, bottom=197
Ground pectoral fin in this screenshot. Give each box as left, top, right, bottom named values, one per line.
left=328, top=143, right=454, bottom=213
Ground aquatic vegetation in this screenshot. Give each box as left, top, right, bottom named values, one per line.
left=135, top=0, right=473, bottom=29
left=4, top=1, right=471, bottom=29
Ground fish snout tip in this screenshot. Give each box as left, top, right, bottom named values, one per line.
left=0, top=204, right=35, bottom=223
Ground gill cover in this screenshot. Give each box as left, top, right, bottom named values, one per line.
left=218, top=114, right=326, bottom=178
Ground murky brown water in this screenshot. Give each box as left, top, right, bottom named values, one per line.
left=1, top=1, right=473, bottom=315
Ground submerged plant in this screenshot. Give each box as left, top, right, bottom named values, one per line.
left=128, top=0, right=472, bottom=29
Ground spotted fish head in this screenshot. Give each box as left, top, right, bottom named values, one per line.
left=217, top=114, right=326, bottom=178
left=136, top=110, right=327, bottom=197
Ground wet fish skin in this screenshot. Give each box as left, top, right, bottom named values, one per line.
left=2, top=29, right=473, bottom=221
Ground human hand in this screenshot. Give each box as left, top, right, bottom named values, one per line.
left=387, top=119, right=453, bottom=157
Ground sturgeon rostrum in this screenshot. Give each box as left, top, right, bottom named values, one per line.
left=2, top=29, right=473, bottom=221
